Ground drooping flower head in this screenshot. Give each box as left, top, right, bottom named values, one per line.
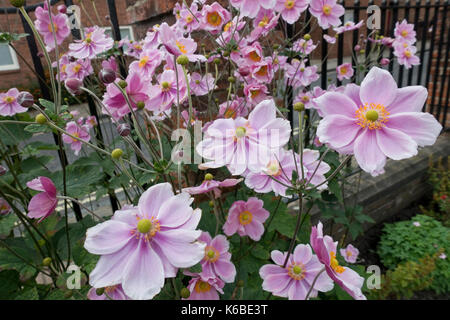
left=310, top=222, right=366, bottom=300
left=333, top=20, right=364, bottom=34
left=159, top=22, right=205, bottom=62
left=87, top=285, right=130, bottom=300
left=0, top=88, right=29, bottom=116
left=34, top=2, right=70, bottom=51
left=316, top=67, right=442, bottom=176
left=84, top=183, right=206, bottom=300
left=223, top=197, right=269, bottom=241
left=26, top=177, right=58, bottom=222
left=260, top=244, right=334, bottom=299
left=394, top=19, right=417, bottom=44
left=129, top=49, right=163, bottom=80
left=198, top=232, right=237, bottom=283
left=183, top=271, right=225, bottom=300
left=183, top=175, right=242, bottom=199
left=0, top=198, right=11, bottom=216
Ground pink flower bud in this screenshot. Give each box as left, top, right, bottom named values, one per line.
left=380, top=58, right=390, bottom=66
left=99, top=69, right=116, bottom=84
left=0, top=165, right=6, bottom=176
left=17, top=91, right=34, bottom=108
left=117, top=123, right=131, bottom=137
left=57, top=4, right=67, bottom=14
left=354, top=45, right=361, bottom=52
left=65, top=78, right=83, bottom=95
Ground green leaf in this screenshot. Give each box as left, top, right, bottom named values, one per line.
left=0, top=123, right=33, bottom=145
left=251, top=244, right=270, bottom=260
left=24, top=124, right=52, bottom=134
left=188, top=262, right=202, bottom=274
left=0, top=214, right=18, bottom=237
left=0, top=238, right=38, bottom=278
left=39, top=99, right=56, bottom=114
left=0, top=270, right=20, bottom=299
left=15, top=287, right=39, bottom=300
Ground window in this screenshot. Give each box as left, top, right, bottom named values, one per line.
left=103, top=26, right=135, bottom=43
left=0, top=43, right=20, bottom=72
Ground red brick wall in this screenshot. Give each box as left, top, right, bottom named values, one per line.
left=0, top=0, right=129, bottom=92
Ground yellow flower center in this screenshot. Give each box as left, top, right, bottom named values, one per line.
left=404, top=50, right=412, bottom=58
left=3, top=96, right=15, bottom=104
left=248, top=51, right=261, bottom=62
left=72, top=64, right=82, bottom=73
left=195, top=281, right=211, bottom=293
left=224, top=21, right=233, bottom=32
left=340, top=67, right=347, bottom=75
left=250, top=89, right=260, bottom=98
left=85, top=33, right=93, bottom=44
left=235, top=126, right=247, bottom=138
left=323, top=5, right=332, bottom=16
left=266, top=160, right=282, bottom=177
left=224, top=108, right=237, bottom=119
left=259, top=16, right=270, bottom=27
left=239, top=210, right=253, bottom=225
left=175, top=40, right=188, bottom=54
left=256, top=65, right=268, bottom=76
left=71, top=132, right=80, bottom=142
left=401, top=30, right=408, bottom=37
left=287, top=263, right=306, bottom=280
left=302, top=96, right=310, bottom=102
left=139, top=56, right=149, bottom=68
left=204, top=246, right=220, bottom=263
left=346, top=251, right=352, bottom=257
left=161, top=81, right=171, bottom=91
left=285, top=0, right=295, bottom=9
left=48, top=23, right=58, bottom=33
left=134, top=44, right=142, bottom=50
left=185, top=15, right=194, bottom=23
left=105, top=285, right=118, bottom=294
left=207, top=12, right=222, bottom=27
left=132, top=217, right=160, bottom=241
left=355, top=103, right=389, bottom=130
left=330, top=252, right=345, bottom=274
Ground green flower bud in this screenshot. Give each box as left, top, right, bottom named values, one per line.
left=204, top=173, right=214, bottom=181
left=293, top=102, right=305, bottom=112
left=303, top=34, right=311, bottom=41
left=213, top=58, right=221, bottom=65
left=96, top=288, right=105, bottom=296
left=35, top=114, right=47, bottom=124
left=9, top=0, right=25, bottom=7
left=228, top=76, right=235, bottom=83
left=180, top=287, right=190, bottom=299
left=42, top=257, right=52, bottom=267
left=136, top=101, right=145, bottom=109
left=176, top=55, right=189, bottom=66
left=118, top=80, right=128, bottom=89
left=111, top=148, right=123, bottom=160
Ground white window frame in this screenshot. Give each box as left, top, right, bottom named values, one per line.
left=102, top=25, right=135, bottom=42
left=0, top=43, right=20, bottom=72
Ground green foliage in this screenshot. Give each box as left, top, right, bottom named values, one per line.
left=377, top=214, right=450, bottom=294
left=370, top=253, right=439, bottom=299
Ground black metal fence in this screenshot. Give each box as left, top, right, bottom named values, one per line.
left=0, top=0, right=448, bottom=209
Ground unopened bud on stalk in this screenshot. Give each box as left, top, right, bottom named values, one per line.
left=359, top=49, right=365, bottom=54
left=35, top=114, right=47, bottom=124
left=17, top=91, right=34, bottom=108
left=293, top=102, right=305, bottom=112
left=180, top=288, right=190, bottom=299
left=209, top=201, right=214, bottom=208
left=237, top=280, right=245, bottom=287
left=118, top=80, right=128, bottom=89
left=117, top=123, right=131, bottom=137
left=228, top=76, right=235, bottom=83
left=354, top=44, right=361, bottom=52
left=9, top=0, right=25, bottom=8
left=303, top=34, right=311, bottom=40
left=96, top=288, right=105, bottom=296
left=176, top=55, right=189, bottom=65
left=57, top=4, right=67, bottom=14
left=99, top=68, right=116, bottom=84
left=0, top=165, right=6, bottom=176
left=204, top=173, right=214, bottom=181
left=136, top=101, right=145, bottom=110
left=42, top=257, right=52, bottom=267
left=380, top=58, right=390, bottom=66
left=65, top=78, right=83, bottom=95
left=111, top=148, right=124, bottom=160
left=37, top=52, right=44, bottom=58
left=213, top=58, right=221, bottom=65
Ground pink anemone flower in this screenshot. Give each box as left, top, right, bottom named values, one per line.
left=190, top=72, right=215, bottom=96
left=260, top=244, right=334, bottom=300
left=275, top=0, right=309, bottom=24
left=333, top=20, right=364, bottom=34
left=394, top=19, right=417, bottom=44
left=69, top=26, right=114, bottom=59
left=223, top=197, right=269, bottom=241
left=129, top=49, right=163, bottom=80
left=196, top=99, right=291, bottom=176
left=27, top=177, right=58, bottom=222
left=0, top=198, right=12, bottom=216
left=243, top=83, right=269, bottom=106
left=34, top=2, right=70, bottom=51
left=159, top=23, right=205, bottom=62
left=87, top=285, right=130, bottom=300
left=84, top=183, right=206, bottom=300
left=198, top=232, right=237, bottom=283
left=309, top=0, right=345, bottom=29
left=147, top=68, right=187, bottom=113
left=336, top=62, right=354, bottom=81
left=310, top=222, right=366, bottom=300
left=62, top=121, right=91, bottom=156
left=393, top=42, right=420, bottom=69
left=0, top=88, right=29, bottom=116
left=231, top=0, right=276, bottom=18
left=183, top=271, right=225, bottom=300
left=340, top=244, right=359, bottom=264
left=103, top=72, right=151, bottom=120
left=201, top=2, right=231, bottom=34
left=315, top=67, right=442, bottom=176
